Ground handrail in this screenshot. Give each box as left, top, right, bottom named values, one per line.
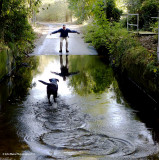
left=128, top=14, right=139, bottom=16
left=127, top=13, right=139, bottom=33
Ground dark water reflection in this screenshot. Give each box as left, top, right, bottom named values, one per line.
left=0, top=56, right=39, bottom=159
left=0, top=55, right=159, bottom=159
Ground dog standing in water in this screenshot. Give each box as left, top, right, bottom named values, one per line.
left=39, top=78, right=59, bottom=103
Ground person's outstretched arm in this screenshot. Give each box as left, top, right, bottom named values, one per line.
left=68, top=71, right=80, bottom=76
left=50, top=29, right=62, bottom=35
left=67, top=29, right=80, bottom=34
left=38, top=80, right=49, bottom=85
left=51, top=71, right=62, bottom=76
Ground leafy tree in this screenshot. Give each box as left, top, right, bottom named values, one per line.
left=67, top=0, right=122, bottom=23
left=0, top=0, right=41, bottom=59
left=105, top=0, right=123, bottom=22
left=36, top=0, right=72, bottom=22
left=0, top=0, right=41, bottom=41
left=67, top=0, right=96, bottom=23
left=139, top=0, right=159, bottom=30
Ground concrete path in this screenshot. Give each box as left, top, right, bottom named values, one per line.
left=31, top=22, right=98, bottom=55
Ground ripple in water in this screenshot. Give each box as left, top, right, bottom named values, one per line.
left=41, top=129, right=136, bottom=157
left=20, top=100, right=158, bottom=159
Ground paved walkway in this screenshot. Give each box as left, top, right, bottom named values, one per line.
left=31, top=22, right=98, bottom=55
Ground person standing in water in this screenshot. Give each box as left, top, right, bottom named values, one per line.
left=50, top=24, right=80, bottom=53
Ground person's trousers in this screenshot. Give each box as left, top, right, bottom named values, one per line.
left=60, top=37, right=68, bottom=50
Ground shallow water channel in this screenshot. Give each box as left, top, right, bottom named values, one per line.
left=0, top=55, right=159, bottom=160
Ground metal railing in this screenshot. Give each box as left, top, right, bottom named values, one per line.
left=127, top=14, right=139, bottom=33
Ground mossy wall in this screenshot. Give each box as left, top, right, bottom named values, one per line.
left=111, top=41, right=159, bottom=102
left=0, top=49, right=14, bottom=80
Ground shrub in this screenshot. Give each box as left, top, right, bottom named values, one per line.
left=139, top=0, right=158, bottom=30
left=83, top=21, right=159, bottom=76
left=105, top=0, right=123, bottom=22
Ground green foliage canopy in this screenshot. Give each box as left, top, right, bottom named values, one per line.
left=67, top=0, right=122, bottom=23
left=0, top=0, right=41, bottom=42
left=0, top=0, right=41, bottom=57
left=36, top=0, right=72, bottom=22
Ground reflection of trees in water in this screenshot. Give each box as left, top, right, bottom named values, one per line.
left=111, top=80, right=125, bottom=105
left=68, top=55, right=114, bottom=95
left=0, top=56, right=39, bottom=156
left=0, top=56, right=39, bottom=105
left=68, top=55, right=128, bottom=103
left=37, top=55, right=57, bottom=73
left=0, top=50, right=15, bottom=80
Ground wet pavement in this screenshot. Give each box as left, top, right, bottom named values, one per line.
left=0, top=55, right=159, bottom=160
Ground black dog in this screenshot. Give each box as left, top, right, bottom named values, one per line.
left=39, top=78, right=59, bottom=103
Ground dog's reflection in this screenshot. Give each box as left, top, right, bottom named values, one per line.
left=51, top=55, right=79, bottom=81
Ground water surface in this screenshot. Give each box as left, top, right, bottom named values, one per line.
left=0, top=55, right=159, bottom=160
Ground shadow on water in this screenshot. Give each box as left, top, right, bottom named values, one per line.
left=0, top=55, right=159, bottom=159
left=115, top=73, right=159, bottom=144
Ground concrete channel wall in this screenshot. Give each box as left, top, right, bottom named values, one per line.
left=0, top=49, right=15, bottom=81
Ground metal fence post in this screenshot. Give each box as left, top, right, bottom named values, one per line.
left=127, top=13, right=129, bottom=31
left=127, top=14, right=139, bottom=33
left=137, top=14, right=139, bottom=34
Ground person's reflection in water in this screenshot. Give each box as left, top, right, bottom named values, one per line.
left=51, top=55, right=79, bottom=81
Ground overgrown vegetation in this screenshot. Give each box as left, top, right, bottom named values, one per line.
left=0, top=0, right=41, bottom=53
left=68, top=0, right=122, bottom=23
left=0, top=0, right=41, bottom=79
